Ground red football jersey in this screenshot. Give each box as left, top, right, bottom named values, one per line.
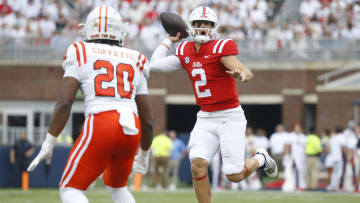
left=175, top=39, right=240, bottom=112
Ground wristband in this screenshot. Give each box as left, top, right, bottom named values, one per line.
left=240, top=72, right=246, bottom=82
left=44, top=133, right=57, bottom=147
left=162, top=38, right=172, bottom=49
left=161, top=43, right=170, bottom=49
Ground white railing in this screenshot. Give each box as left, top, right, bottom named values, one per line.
left=1, top=37, right=360, bottom=62
left=317, top=64, right=360, bottom=85
left=2, top=127, right=73, bottom=146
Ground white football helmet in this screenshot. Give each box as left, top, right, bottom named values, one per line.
left=84, top=6, right=127, bottom=45
left=187, top=6, right=219, bottom=43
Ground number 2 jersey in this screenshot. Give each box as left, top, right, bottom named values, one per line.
left=175, top=39, right=240, bottom=112
left=62, top=41, right=149, bottom=116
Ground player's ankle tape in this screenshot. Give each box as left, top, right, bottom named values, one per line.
left=192, top=174, right=208, bottom=181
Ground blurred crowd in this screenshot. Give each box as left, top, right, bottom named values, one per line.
left=135, top=121, right=360, bottom=192
left=300, top=0, right=360, bottom=40
left=139, top=130, right=186, bottom=191
left=1, top=0, right=360, bottom=52
left=209, top=121, right=360, bottom=192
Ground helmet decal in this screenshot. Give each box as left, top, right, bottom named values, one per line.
left=98, top=6, right=102, bottom=32
left=201, top=7, right=207, bottom=18
left=83, top=6, right=127, bottom=44
left=104, top=6, right=108, bottom=33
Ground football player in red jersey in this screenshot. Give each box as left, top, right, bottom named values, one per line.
left=150, top=6, right=277, bottom=203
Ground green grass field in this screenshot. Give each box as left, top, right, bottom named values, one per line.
left=0, top=187, right=359, bottom=203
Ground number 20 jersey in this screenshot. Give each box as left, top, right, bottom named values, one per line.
left=175, top=39, right=240, bottom=112
left=62, top=41, right=149, bottom=116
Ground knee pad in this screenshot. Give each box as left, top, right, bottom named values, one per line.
left=60, top=187, right=88, bottom=203
left=106, top=186, right=135, bottom=203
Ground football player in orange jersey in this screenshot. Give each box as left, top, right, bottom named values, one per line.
left=27, top=6, right=153, bottom=203
left=150, top=6, right=277, bottom=203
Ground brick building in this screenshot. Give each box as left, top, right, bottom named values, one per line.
left=0, top=61, right=359, bottom=145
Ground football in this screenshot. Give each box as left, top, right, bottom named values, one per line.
left=160, top=12, right=189, bottom=39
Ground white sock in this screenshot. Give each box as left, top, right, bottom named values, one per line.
left=254, top=154, right=265, bottom=168
left=60, top=187, right=88, bottom=203
left=107, top=186, right=135, bottom=203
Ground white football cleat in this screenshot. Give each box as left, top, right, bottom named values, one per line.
left=256, top=148, right=278, bottom=178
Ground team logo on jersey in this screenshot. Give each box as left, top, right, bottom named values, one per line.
left=192, top=62, right=202, bottom=68
left=185, top=57, right=190, bottom=64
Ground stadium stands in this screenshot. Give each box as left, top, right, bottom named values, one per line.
left=0, top=0, right=359, bottom=61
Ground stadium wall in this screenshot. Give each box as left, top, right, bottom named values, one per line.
left=0, top=146, right=69, bottom=187
left=317, top=91, right=360, bottom=132
left=0, top=62, right=358, bottom=134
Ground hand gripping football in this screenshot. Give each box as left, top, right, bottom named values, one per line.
left=160, top=12, right=189, bottom=39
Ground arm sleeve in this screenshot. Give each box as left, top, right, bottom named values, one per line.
left=219, top=39, right=238, bottom=56
left=62, top=45, right=81, bottom=81
left=149, top=38, right=182, bottom=72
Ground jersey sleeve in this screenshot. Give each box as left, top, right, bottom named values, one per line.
left=136, top=74, right=149, bottom=95
left=135, top=52, right=151, bottom=79
left=174, top=42, right=182, bottom=57
left=215, top=39, right=238, bottom=56
left=134, top=52, right=149, bottom=94
left=61, top=44, right=81, bottom=81
left=174, top=41, right=189, bottom=57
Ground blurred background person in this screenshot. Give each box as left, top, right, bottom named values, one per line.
left=10, top=130, right=35, bottom=188
left=244, top=127, right=262, bottom=190
left=254, top=128, right=269, bottom=186
left=305, top=126, right=322, bottom=190
left=355, top=125, right=360, bottom=192
left=342, top=121, right=359, bottom=192
left=231, top=126, right=257, bottom=191
left=290, top=30, right=308, bottom=59
left=151, top=131, right=173, bottom=189
left=0, top=0, right=11, bottom=16
left=167, top=130, right=186, bottom=190
left=284, top=123, right=307, bottom=191
left=320, top=129, right=331, bottom=169
left=254, top=128, right=270, bottom=150
left=269, top=124, right=287, bottom=173
left=325, top=127, right=346, bottom=191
